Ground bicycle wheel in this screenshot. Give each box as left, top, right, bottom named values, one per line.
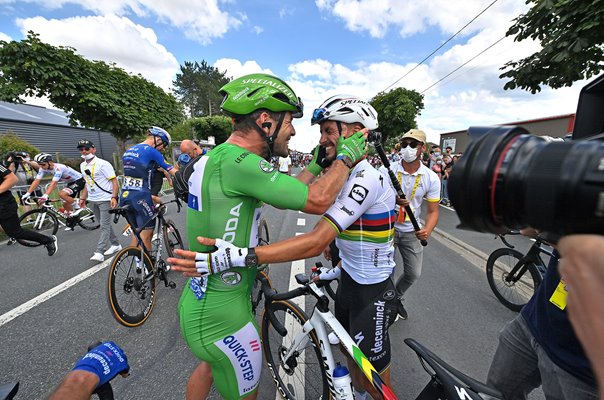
left=17, top=209, right=59, bottom=247
left=77, top=207, right=100, bottom=230
left=163, top=219, right=184, bottom=258
left=262, top=300, right=330, bottom=400
left=486, top=248, right=543, bottom=312
left=107, top=247, right=157, bottom=327
left=258, top=217, right=270, bottom=246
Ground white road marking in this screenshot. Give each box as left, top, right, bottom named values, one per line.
left=295, top=232, right=303, bottom=236
left=297, top=218, right=306, bottom=226
left=0, top=259, right=111, bottom=327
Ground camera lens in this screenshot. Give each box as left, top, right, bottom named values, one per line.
left=449, top=126, right=604, bottom=235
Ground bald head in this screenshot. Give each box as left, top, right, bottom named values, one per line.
left=180, top=140, right=203, bottom=158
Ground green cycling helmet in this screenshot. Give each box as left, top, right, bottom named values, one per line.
left=220, top=73, right=303, bottom=118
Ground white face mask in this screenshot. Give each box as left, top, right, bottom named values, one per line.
left=81, top=154, right=95, bottom=160
left=400, top=146, right=419, bottom=163
left=24, top=157, right=30, bottom=161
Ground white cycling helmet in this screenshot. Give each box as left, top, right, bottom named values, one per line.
left=311, top=94, right=379, bottom=130
left=34, top=153, right=53, bottom=163
left=147, top=126, right=172, bottom=146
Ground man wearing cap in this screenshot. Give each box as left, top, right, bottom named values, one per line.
left=77, top=140, right=121, bottom=262
left=379, top=129, right=440, bottom=320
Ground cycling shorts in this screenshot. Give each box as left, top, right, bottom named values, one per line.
left=62, top=178, right=86, bottom=198
left=120, top=192, right=155, bottom=230
left=178, top=280, right=261, bottom=399
left=335, top=269, right=397, bottom=373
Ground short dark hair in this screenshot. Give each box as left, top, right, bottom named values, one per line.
left=446, top=146, right=452, bottom=150
left=233, top=109, right=283, bottom=132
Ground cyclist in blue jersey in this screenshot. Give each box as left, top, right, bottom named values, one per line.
left=120, top=126, right=177, bottom=250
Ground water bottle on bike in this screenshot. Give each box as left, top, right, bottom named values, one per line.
left=333, top=362, right=354, bottom=400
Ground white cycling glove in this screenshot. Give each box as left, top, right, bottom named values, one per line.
left=317, top=266, right=341, bottom=281
left=21, top=192, right=31, bottom=201
left=40, top=194, right=49, bottom=202
left=195, top=239, right=248, bottom=276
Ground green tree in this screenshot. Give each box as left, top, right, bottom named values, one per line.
left=173, top=61, right=231, bottom=118
left=0, top=131, right=39, bottom=158
left=171, top=115, right=232, bottom=145
left=500, top=0, right=604, bottom=93
left=0, top=32, right=184, bottom=153
left=370, top=87, right=424, bottom=147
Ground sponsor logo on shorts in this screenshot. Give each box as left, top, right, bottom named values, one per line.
left=223, top=335, right=255, bottom=382
left=122, top=191, right=129, bottom=198
left=372, top=300, right=386, bottom=354
left=220, top=271, right=242, bottom=286
left=383, top=289, right=396, bottom=301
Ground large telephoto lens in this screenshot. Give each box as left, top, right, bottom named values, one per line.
left=448, top=126, right=604, bottom=236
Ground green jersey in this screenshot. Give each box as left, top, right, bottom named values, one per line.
left=179, top=142, right=308, bottom=399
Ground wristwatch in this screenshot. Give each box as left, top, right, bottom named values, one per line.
left=245, top=247, right=258, bottom=267
left=336, top=155, right=353, bottom=169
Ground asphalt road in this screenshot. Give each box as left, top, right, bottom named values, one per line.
left=0, top=192, right=546, bottom=399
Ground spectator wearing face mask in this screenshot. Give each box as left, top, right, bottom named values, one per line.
left=77, top=140, right=121, bottom=262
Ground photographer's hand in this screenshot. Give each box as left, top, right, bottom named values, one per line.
left=558, top=235, right=604, bottom=389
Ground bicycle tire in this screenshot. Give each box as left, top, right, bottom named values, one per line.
left=77, top=207, right=100, bottom=230
left=163, top=219, right=184, bottom=258
left=262, top=300, right=330, bottom=400
left=107, top=247, right=157, bottom=327
left=17, top=209, right=59, bottom=247
left=258, top=217, right=270, bottom=246
left=486, top=248, right=543, bottom=312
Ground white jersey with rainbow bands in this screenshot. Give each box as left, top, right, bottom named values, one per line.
left=323, top=159, right=396, bottom=285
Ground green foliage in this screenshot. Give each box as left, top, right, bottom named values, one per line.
left=370, top=87, right=424, bottom=145
left=0, top=131, right=39, bottom=158
left=500, top=0, right=604, bottom=93
left=173, top=61, right=231, bottom=118
left=0, top=32, right=184, bottom=142
left=170, top=116, right=232, bottom=144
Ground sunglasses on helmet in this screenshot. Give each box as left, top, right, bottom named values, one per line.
left=311, top=108, right=330, bottom=125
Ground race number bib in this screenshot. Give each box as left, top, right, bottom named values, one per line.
left=122, top=176, right=143, bottom=190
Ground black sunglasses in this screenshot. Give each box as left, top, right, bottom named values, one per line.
left=78, top=147, right=92, bottom=151
left=401, top=139, right=422, bottom=149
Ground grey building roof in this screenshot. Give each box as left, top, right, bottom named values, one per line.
left=0, top=100, right=76, bottom=127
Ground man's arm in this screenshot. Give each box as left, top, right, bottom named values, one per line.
left=110, top=177, right=119, bottom=208
left=44, top=180, right=59, bottom=196
left=0, top=171, right=18, bottom=194
left=26, top=178, right=42, bottom=194
left=48, top=370, right=99, bottom=400
left=416, top=201, right=439, bottom=241
left=302, top=160, right=350, bottom=214
left=256, top=219, right=337, bottom=264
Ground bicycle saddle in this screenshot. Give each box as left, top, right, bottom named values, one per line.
left=405, top=338, right=503, bottom=400
left=0, top=382, right=19, bottom=400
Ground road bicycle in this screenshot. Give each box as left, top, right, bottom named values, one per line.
left=15, top=197, right=99, bottom=246
left=107, top=198, right=185, bottom=327
left=486, top=232, right=556, bottom=312
left=259, top=266, right=505, bottom=399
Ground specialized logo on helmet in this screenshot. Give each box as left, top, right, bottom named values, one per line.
left=220, top=271, right=242, bottom=286
left=241, top=78, right=295, bottom=100
left=258, top=160, right=275, bottom=173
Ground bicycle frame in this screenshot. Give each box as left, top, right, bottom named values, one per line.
left=24, top=198, right=95, bottom=228
left=264, top=275, right=397, bottom=400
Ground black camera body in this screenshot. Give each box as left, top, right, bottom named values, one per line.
left=368, top=131, right=382, bottom=143
left=448, top=74, right=604, bottom=237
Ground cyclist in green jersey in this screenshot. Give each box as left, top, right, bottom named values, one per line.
left=173, top=73, right=368, bottom=400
